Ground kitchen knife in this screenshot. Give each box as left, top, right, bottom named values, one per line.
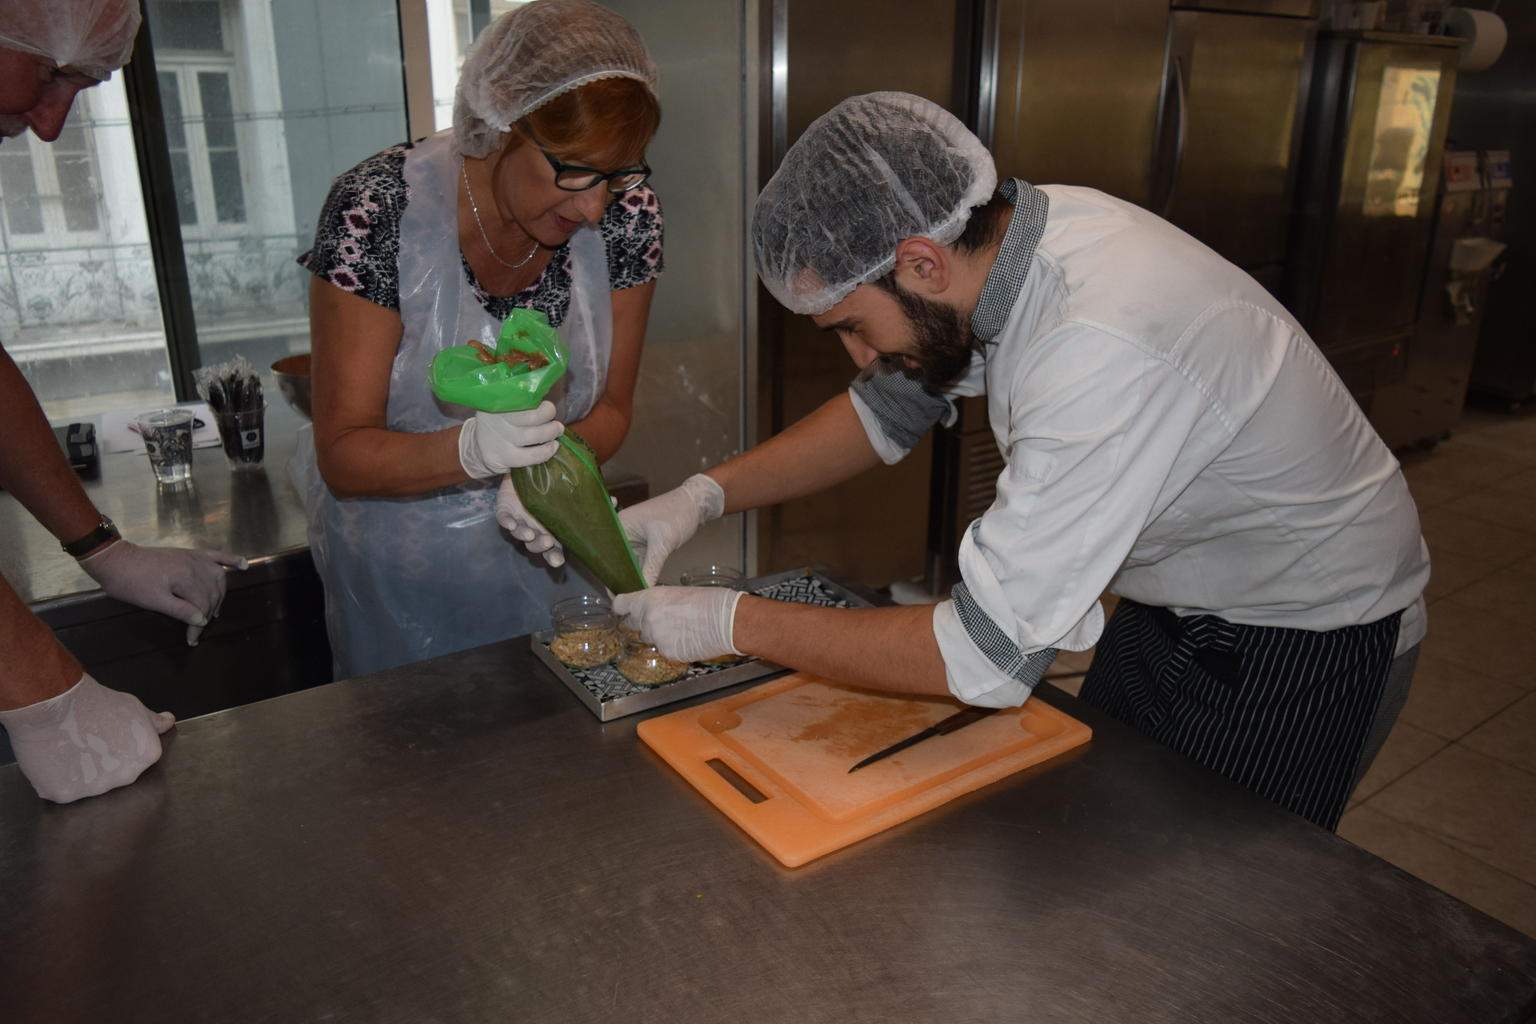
left=847, top=706, right=999, bottom=773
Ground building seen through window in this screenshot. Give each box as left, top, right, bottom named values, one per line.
left=0, top=0, right=408, bottom=421
left=430, top=0, right=526, bottom=131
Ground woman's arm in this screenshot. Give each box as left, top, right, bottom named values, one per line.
left=567, top=279, right=654, bottom=463
left=309, top=278, right=469, bottom=498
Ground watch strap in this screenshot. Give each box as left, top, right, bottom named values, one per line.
left=62, top=517, right=120, bottom=558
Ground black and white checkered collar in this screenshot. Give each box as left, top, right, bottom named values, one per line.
left=970, top=178, right=1049, bottom=344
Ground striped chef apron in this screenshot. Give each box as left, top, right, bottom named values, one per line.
left=1079, top=600, right=1402, bottom=830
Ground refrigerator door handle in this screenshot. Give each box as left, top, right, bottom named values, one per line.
left=1161, top=54, right=1189, bottom=218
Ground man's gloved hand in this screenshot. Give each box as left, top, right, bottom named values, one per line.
left=613, top=586, right=743, bottom=663
left=79, top=540, right=247, bottom=646
left=0, top=674, right=175, bottom=804
left=459, top=402, right=563, bottom=479
left=617, top=474, right=725, bottom=585
left=495, top=475, right=564, bottom=567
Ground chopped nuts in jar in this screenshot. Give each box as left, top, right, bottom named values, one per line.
left=677, top=565, right=746, bottom=666
left=616, top=642, right=689, bottom=686
left=550, top=594, right=621, bottom=669
left=550, top=627, right=623, bottom=669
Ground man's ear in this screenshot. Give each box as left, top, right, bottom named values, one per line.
left=892, top=237, right=950, bottom=298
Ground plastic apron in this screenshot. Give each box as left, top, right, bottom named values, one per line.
left=293, top=130, right=613, bottom=679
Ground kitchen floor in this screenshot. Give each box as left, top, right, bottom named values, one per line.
left=1047, top=403, right=1536, bottom=941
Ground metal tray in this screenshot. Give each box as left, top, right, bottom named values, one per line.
left=531, top=568, right=872, bottom=721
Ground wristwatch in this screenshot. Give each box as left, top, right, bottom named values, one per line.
left=62, top=515, right=121, bottom=558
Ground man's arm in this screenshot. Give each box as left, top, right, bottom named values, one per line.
left=0, top=345, right=102, bottom=545
left=0, top=574, right=176, bottom=804
left=733, top=599, right=949, bottom=697
left=707, top=391, right=884, bottom=513
left=0, top=575, right=82, bottom=710
left=611, top=362, right=952, bottom=583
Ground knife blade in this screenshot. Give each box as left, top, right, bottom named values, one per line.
left=847, top=705, right=999, bottom=773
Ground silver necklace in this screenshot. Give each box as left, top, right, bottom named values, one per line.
left=462, top=162, right=540, bottom=271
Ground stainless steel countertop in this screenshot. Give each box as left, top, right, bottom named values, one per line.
left=0, top=399, right=313, bottom=611
left=2, top=641, right=1532, bottom=1024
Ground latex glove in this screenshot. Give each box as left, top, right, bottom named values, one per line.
left=613, top=585, right=743, bottom=663
left=618, top=474, right=725, bottom=585
left=495, top=475, right=564, bottom=568
left=80, top=540, right=248, bottom=646
left=0, top=674, right=175, bottom=804
left=459, top=402, right=563, bottom=479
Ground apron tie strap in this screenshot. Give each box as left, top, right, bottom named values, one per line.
left=1135, top=603, right=1242, bottom=729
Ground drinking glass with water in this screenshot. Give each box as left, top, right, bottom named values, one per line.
left=136, top=408, right=195, bottom=485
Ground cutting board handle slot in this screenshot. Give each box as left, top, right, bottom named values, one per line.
left=706, top=758, right=767, bottom=804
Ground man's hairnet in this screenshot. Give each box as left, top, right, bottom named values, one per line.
left=454, top=0, right=657, bottom=159
left=753, top=92, right=997, bottom=316
left=0, top=0, right=141, bottom=82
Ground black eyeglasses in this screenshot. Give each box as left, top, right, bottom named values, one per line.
left=542, top=150, right=651, bottom=194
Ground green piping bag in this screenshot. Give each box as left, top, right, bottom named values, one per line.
left=429, top=309, right=647, bottom=594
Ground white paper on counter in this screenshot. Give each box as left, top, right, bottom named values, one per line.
left=98, top=402, right=223, bottom=454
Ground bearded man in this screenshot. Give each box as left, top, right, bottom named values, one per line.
left=502, top=91, right=1430, bottom=831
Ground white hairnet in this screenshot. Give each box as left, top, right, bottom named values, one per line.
left=753, top=92, right=997, bottom=315
left=453, top=0, right=657, bottom=159
left=0, top=0, right=140, bottom=82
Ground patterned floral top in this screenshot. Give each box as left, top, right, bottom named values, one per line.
left=297, top=142, right=664, bottom=326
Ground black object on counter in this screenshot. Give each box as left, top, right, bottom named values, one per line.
left=54, top=423, right=100, bottom=478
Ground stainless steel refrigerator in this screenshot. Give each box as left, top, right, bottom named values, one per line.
left=1372, top=149, right=1509, bottom=448
left=1155, top=0, right=1318, bottom=295
left=986, top=0, right=1316, bottom=292
left=754, top=0, right=974, bottom=588
left=1286, top=30, right=1461, bottom=407
left=928, top=0, right=1319, bottom=592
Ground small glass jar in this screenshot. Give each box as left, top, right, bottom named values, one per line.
left=616, top=639, right=689, bottom=687
left=549, top=595, right=623, bottom=669
left=678, top=564, right=745, bottom=589
left=679, top=564, right=746, bottom=665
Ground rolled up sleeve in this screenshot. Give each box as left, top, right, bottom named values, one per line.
left=933, top=325, right=1217, bottom=706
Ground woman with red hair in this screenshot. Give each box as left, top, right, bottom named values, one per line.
left=295, top=0, right=663, bottom=676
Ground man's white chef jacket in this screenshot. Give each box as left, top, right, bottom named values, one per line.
left=850, top=180, right=1430, bottom=708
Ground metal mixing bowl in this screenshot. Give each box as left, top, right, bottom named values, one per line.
left=271, top=353, right=312, bottom=420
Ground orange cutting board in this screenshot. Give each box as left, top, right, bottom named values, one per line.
left=637, top=673, right=1092, bottom=868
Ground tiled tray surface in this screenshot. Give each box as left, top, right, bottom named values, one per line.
left=530, top=569, right=869, bottom=720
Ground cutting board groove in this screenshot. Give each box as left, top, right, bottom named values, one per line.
left=638, top=673, right=1092, bottom=867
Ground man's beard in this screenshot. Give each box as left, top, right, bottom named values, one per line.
left=885, top=282, right=976, bottom=391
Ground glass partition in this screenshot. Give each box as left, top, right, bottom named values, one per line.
left=1363, top=65, right=1444, bottom=219
left=0, top=0, right=411, bottom=421
left=0, top=79, right=174, bottom=420
left=427, top=0, right=528, bottom=131
left=146, top=0, right=409, bottom=376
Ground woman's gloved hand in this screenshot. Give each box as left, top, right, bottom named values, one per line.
left=617, top=474, right=725, bottom=585
left=495, top=475, right=564, bottom=567
left=0, top=674, right=175, bottom=804
left=459, top=402, right=564, bottom=479
left=614, top=586, right=744, bottom=663
left=79, top=540, right=248, bottom=646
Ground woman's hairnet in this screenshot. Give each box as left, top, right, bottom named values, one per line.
left=0, top=0, right=140, bottom=82
left=454, top=0, right=658, bottom=159
left=753, top=92, right=997, bottom=315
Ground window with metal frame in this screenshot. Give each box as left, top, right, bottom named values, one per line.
left=0, top=0, right=411, bottom=420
